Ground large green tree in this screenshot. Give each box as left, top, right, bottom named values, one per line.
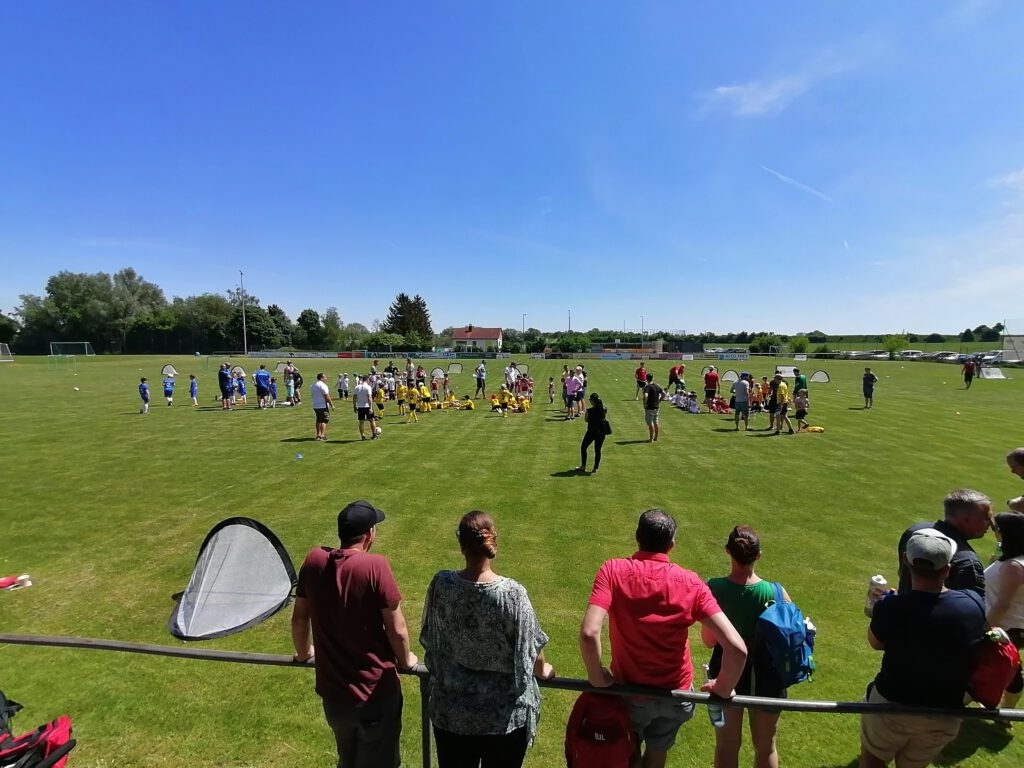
left=296, top=309, right=323, bottom=347
left=382, top=293, right=433, bottom=338
left=0, top=311, right=21, bottom=345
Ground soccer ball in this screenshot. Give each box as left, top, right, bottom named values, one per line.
left=73, top=387, right=80, bottom=391
left=374, top=427, right=382, bottom=436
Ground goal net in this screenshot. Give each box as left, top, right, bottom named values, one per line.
left=47, top=355, right=77, bottom=372
left=50, top=341, right=95, bottom=356
left=0, top=343, right=12, bottom=362
left=1001, top=323, right=1024, bottom=362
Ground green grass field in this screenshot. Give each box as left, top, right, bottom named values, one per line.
left=2, top=355, right=1022, bottom=767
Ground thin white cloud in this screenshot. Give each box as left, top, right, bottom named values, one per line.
left=991, top=167, right=1024, bottom=191
left=759, top=165, right=834, bottom=204
left=843, top=240, right=851, bottom=251
left=704, top=76, right=810, bottom=117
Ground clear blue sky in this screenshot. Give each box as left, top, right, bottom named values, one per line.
left=2, top=1, right=1023, bottom=334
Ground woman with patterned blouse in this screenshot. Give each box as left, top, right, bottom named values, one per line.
left=420, top=511, right=554, bottom=768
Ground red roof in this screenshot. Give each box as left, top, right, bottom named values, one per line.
left=453, top=326, right=503, bottom=340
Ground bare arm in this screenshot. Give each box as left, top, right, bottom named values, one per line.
left=291, top=597, right=314, bottom=662
left=382, top=603, right=418, bottom=670
left=867, top=626, right=885, bottom=651
left=987, top=561, right=1024, bottom=627
left=533, top=650, right=555, bottom=680
left=699, top=612, right=747, bottom=698
left=579, top=604, right=615, bottom=687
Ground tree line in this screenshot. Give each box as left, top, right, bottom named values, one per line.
left=0, top=267, right=1005, bottom=354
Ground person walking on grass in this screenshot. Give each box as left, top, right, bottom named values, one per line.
left=580, top=509, right=747, bottom=768
left=731, top=372, right=750, bottom=431
left=353, top=375, right=377, bottom=441
left=311, top=372, right=335, bottom=442
left=792, top=368, right=808, bottom=396
left=189, top=374, right=198, bottom=406
left=703, top=526, right=795, bottom=768
left=863, top=367, right=879, bottom=409
left=642, top=373, right=664, bottom=443
left=138, top=377, right=150, bottom=414
left=772, top=374, right=794, bottom=435
left=291, top=500, right=417, bottom=768
left=575, top=393, right=609, bottom=474
left=218, top=363, right=233, bottom=410
left=564, top=368, right=582, bottom=420
left=792, top=389, right=810, bottom=433
left=634, top=362, right=647, bottom=400
left=704, top=366, right=721, bottom=413
left=962, top=357, right=977, bottom=389
left=420, top=511, right=554, bottom=768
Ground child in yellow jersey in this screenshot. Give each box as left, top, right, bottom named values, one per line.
left=405, top=387, right=419, bottom=422
left=444, top=391, right=457, bottom=408
left=418, top=383, right=432, bottom=412
left=374, top=386, right=386, bottom=417
left=497, top=386, right=511, bottom=417
left=396, top=382, right=408, bottom=415
left=490, top=394, right=502, bottom=413
left=462, top=397, right=475, bottom=410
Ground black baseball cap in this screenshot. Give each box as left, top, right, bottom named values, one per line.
left=338, top=500, right=386, bottom=539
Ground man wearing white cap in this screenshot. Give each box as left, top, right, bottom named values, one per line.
left=860, top=528, right=986, bottom=768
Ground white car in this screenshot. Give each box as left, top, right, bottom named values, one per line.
left=899, top=350, right=925, bottom=359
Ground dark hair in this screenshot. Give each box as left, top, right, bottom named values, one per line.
left=725, top=525, right=761, bottom=566
left=645, top=373, right=654, bottom=382
left=997, top=511, right=1024, bottom=560
left=458, top=511, right=497, bottom=560
left=636, top=509, right=676, bottom=553
left=589, top=392, right=604, bottom=410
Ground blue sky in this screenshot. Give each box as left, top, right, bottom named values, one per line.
left=2, top=1, right=1023, bottom=334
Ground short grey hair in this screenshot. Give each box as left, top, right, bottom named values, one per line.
left=1007, top=448, right=1024, bottom=467
left=943, top=489, right=991, bottom=519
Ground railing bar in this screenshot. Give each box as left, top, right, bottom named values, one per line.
left=3, top=634, right=1022, bottom=722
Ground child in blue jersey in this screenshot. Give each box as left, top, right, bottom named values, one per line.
left=269, top=377, right=278, bottom=408
left=162, top=375, right=175, bottom=406
left=189, top=374, right=198, bottom=406
left=235, top=373, right=247, bottom=406
left=139, top=377, right=150, bottom=414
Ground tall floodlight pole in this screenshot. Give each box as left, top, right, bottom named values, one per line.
left=239, top=270, right=249, bottom=356
left=568, top=309, right=572, bottom=332
left=522, top=313, right=527, bottom=353
left=641, top=315, right=645, bottom=350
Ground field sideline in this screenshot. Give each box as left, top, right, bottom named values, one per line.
left=1, top=355, right=1022, bottom=767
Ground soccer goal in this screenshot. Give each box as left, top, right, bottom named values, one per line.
left=47, top=355, right=77, bottom=373
left=0, top=343, right=12, bottom=363
left=161, top=364, right=180, bottom=376
left=775, top=365, right=797, bottom=378
left=721, top=369, right=739, bottom=382
left=447, top=362, right=464, bottom=375
left=809, top=370, right=831, bottom=383
left=49, top=341, right=95, bottom=356
left=430, top=367, right=445, bottom=380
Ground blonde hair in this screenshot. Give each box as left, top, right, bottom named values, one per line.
left=458, top=511, right=498, bottom=559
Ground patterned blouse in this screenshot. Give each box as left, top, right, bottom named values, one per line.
left=420, top=571, right=549, bottom=741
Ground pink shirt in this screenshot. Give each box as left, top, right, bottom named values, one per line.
left=565, top=375, right=581, bottom=395
left=589, top=551, right=721, bottom=690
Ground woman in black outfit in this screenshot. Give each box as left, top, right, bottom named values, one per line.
left=575, top=392, right=608, bottom=474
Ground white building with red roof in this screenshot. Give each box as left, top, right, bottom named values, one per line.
left=453, top=325, right=503, bottom=351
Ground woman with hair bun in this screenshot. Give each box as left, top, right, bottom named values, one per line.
left=701, top=525, right=793, bottom=768
left=420, top=511, right=554, bottom=767
left=574, top=392, right=609, bottom=474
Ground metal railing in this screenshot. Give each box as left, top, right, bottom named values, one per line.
left=3, top=633, right=1023, bottom=768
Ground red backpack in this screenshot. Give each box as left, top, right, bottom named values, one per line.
left=968, top=629, right=1021, bottom=708
left=564, top=692, right=636, bottom=768
left=0, top=715, right=74, bottom=768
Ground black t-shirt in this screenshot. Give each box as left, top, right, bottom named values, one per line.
left=643, top=383, right=664, bottom=410
left=896, top=521, right=985, bottom=597
left=871, top=589, right=985, bottom=708
left=586, top=405, right=607, bottom=435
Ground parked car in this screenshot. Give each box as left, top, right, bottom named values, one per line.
left=899, top=350, right=925, bottom=359
left=938, top=352, right=961, bottom=362
left=868, top=350, right=890, bottom=360
left=981, top=351, right=1004, bottom=363
left=922, top=351, right=955, bottom=360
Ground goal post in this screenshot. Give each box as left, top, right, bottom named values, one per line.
left=49, top=341, right=96, bottom=356
left=46, top=355, right=77, bottom=373
left=0, top=343, right=12, bottom=362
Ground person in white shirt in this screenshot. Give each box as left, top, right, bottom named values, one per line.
left=311, top=373, right=335, bottom=442
left=353, top=376, right=378, bottom=441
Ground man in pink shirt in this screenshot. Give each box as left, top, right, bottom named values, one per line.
left=580, top=509, right=747, bottom=768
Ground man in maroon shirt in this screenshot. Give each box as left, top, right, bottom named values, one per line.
left=291, top=500, right=417, bottom=768
left=580, top=509, right=747, bottom=768
left=634, top=364, right=648, bottom=400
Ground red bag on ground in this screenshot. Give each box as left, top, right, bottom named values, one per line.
left=0, top=715, right=74, bottom=768
left=564, top=692, right=636, bottom=768
left=968, top=630, right=1021, bottom=708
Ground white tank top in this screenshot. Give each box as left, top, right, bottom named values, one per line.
left=984, top=556, right=1024, bottom=630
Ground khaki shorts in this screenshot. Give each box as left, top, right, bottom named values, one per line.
left=860, top=687, right=961, bottom=768
left=645, top=409, right=660, bottom=426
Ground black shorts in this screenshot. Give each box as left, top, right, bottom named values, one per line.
left=220, top=389, right=233, bottom=401
left=257, top=385, right=269, bottom=398
left=315, top=408, right=330, bottom=424
left=704, top=388, right=717, bottom=399
left=779, top=403, right=789, bottom=415
left=709, top=645, right=787, bottom=699
left=357, top=407, right=372, bottom=421
left=636, top=379, right=645, bottom=389
left=794, top=409, right=807, bottom=420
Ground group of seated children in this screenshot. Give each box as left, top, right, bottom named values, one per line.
left=668, top=391, right=702, bottom=413
left=490, top=385, right=532, bottom=416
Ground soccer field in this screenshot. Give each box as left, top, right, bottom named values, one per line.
left=2, top=355, right=1022, bottom=767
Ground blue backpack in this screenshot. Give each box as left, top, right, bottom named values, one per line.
left=756, top=582, right=814, bottom=687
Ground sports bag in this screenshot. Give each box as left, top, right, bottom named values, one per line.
left=755, top=582, right=814, bottom=688
left=968, top=628, right=1021, bottom=708
left=0, top=714, right=74, bottom=768
left=564, top=691, right=635, bottom=768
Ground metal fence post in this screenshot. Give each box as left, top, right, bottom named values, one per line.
left=419, top=673, right=432, bottom=768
